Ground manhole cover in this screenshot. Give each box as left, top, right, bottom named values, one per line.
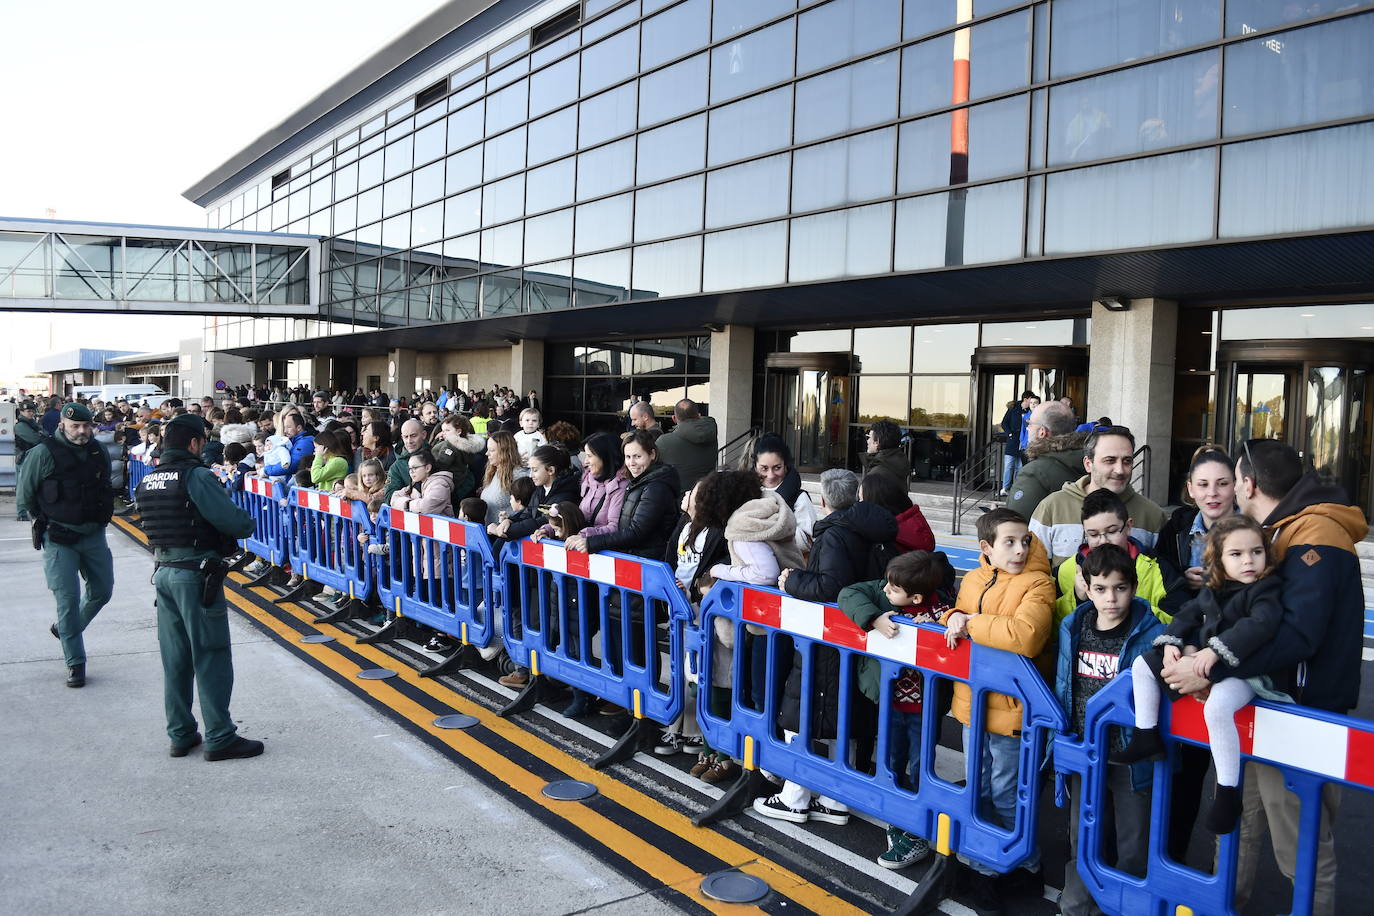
left=700, top=871, right=769, bottom=904
left=433, top=714, right=480, bottom=729
left=542, top=780, right=598, bottom=801
left=356, top=668, right=398, bottom=680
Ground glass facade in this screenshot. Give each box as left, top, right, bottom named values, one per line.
left=203, top=0, right=1374, bottom=332
left=543, top=336, right=710, bottom=434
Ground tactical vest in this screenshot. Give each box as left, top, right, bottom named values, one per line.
left=37, top=437, right=113, bottom=526
left=15, top=417, right=43, bottom=457
left=137, top=457, right=235, bottom=554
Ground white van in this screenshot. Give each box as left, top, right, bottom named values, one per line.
left=73, top=384, right=168, bottom=408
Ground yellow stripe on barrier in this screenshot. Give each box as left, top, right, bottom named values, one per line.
left=348, top=580, right=355, bottom=599
left=936, top=813, right=952, bottom=857
left=633, top=689, right=642, bottom=719
left=1176, top=907, right=1194, bottom=916
left=460, top=622, right=469, bottom=645
left=743, top=735, right=755, bottom=771
left=530, top=650, right=540, bottom=677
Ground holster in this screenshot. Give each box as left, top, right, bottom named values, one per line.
left=31, top=517, right=47, bottom=550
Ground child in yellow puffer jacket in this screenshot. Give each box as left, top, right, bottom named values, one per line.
left=939, top=507, right=1055, bottom=909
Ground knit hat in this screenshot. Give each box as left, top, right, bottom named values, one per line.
left=60, top=402, right=93, bottom=421
left=218, top=422, right=255, bottom=447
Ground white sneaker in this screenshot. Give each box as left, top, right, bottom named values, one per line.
left=752, top=794, right=809, bottom=823
left=806, top=799, right=850, bottom=826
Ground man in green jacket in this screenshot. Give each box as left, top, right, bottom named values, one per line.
left=1004, top=400, right=1086, bottom=518
left=17, top=402, right=114, bottom=687
left=137, top=414, right=261, bottom=759
left=383, top=418, right=427, bottom=502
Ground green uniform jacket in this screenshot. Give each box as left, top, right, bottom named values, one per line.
left=384, top=446, right=414, bottom=502
left=153, top=448, right=256, bottom=564
left=1053, top=545, right=1170, bottom=628
left=16, top=431, right=106, bottom=536
left=1004, top=432, right=1088, bottom=519
left=15, top=416, right=45, bottom=454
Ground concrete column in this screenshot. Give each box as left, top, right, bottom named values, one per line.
left=308, top=356, right=331, bottom=393
left=709, top=324, right=755, bottom=455
left=252, top=359, right=270, bottom=388
left=509, top=339, right=544, bottom=402
left=387, top=348, right=417, bottom=398
left=1086, top=298, right=1176, bottom=501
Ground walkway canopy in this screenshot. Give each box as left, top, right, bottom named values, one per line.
left=0, top=217, right=320, bottom=316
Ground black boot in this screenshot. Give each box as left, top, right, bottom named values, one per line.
left=204, top=736, right=265, bottom=761
left=66, top=664, right=85, bottom=688
left=170, top=733, right=203, bottom=758
left=1110, top=726, right=1165, bottom=764
left=1204, top=784, right=1242, bottom=834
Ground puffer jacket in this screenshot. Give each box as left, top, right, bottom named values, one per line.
left=711, top=491, right=804, bottom=585
left=894, top=503, right=935, bottom=554
left=388, top=469, right=454, bottom=516
left=1055, top=596, right=1164, bottom=791
left=940, top=536, right=1055, bottom=736
left=585, top=461, right=682, bottom=559
left=576, top=468, right=631, bottom=538
left=783, top=501, right=898, bottom=604
left=506, top=468, right=580, bottom=540
left=1005, top=431, right=1088, bottom=519
left=1206, top=472, right=1367, bottom=712
left=432, top=432, right=484, bottom=500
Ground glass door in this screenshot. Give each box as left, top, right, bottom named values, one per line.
left=1230, top=366, right=1296, bottom=445
left=764, top=353, right=852, bottom=472
left=977, top=368, right=1025, bottom=449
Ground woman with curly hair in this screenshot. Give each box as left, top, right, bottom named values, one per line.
left=478, top=430, right=528, bottom=525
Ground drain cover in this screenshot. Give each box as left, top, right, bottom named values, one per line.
left=433, top=714, right=480, bottom=729
left=356, top=668, right=397, bottom=680
left=700, top=871, right=769, bottom=904
left=542, top=780, right=598, bottom=801
left=299, top=634, right=335, bottom=644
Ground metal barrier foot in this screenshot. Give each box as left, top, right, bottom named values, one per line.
left=693, top=767, right=766, bottom=827
left=244, top=565, right=284, bottom=589
left=312, top=597, right=363, bottom=625
left=591, top=717, right=648, bottom=770
left=355, top=617, right=405, bottom=645
left=890, top=852, right=955, bottom=916
left=497, top=674, right=542, bottom=717
left=419, top=644, right=476, bottom=678
left=273, top=580, right=321, bottom=604
left=226, top=552, right=252, bottom=573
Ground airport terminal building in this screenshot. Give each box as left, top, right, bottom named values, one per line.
left=183, top=0, right=1374, bottom=512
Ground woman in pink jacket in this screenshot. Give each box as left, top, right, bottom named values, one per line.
left=532, top=432, right=628, bottom=542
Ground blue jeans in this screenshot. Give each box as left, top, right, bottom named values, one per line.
left=960, top=726, right=1040, bottom=875
left=1001, top=452, right=1021, bottom=490
left=888, top=709, right=923, bottom=790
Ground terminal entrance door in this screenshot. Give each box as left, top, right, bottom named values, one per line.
left=763, top=352, right=852, bottom=472
left=1219, top=341, right=1373, bottom=515
left=972, top=346, right=1089, bottom=453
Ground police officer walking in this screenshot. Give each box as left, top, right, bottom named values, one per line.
left=13, top=400, right=46, bottom=522
left=137, top=414, right=262, bottom=760
left=16, top=402, right=115, bottom=687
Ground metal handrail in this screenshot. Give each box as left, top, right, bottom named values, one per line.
left=719, top=425, right=762, bottom=470
left=1131, top=443, right=1152, bottom=500
left=951, top=438, right=1005, bottom=536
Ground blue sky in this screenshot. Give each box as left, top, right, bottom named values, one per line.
left=0, top=0, right=444, bottom=379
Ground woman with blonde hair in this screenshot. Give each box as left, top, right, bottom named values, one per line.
left=478, top=430, right=528, bottom=525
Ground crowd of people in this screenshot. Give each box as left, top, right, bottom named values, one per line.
left=10, top=382, right=1366, bottom=916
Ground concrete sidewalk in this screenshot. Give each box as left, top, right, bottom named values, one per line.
left=0, top=496, right=678, bottom=916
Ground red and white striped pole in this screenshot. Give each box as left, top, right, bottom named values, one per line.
left=945, top=0, right=973, bottom=266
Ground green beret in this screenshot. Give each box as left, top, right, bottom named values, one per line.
left=60, top=402, right=93, bottom=422
left=166, top=413, right=209, bottom=440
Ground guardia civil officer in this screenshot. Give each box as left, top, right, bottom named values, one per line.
left=13, top=400, right=46, bottom=522
left=137, top=414, right=261, bottom=760
left=16, top=402, right=114, bottom=687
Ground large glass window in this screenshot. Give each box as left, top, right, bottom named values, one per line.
left=635, top=174, right=705, bottom=242
left=895, top=178, right=1025, bottom=269
left=384, top=135, right=413, bottom=180
left=641, top=0, right=710, bottom=70
left=703, top=221, right=788, bottom=290
left=789, top=203, right=894, bottom=282
left=1223, top=14, right=1374, bottom=137
left=357, top=186, right=382, bottom=227
left=445, top=146, right=482, bottom=194
left=414, top=119, right=446, bottom=166
left=444, top=190, right=481, bottom=239
left=1226, top=0, right=1356, bottom=34
left=1049, top=51, right=1218, bottom=165
left=898, top=96, right=1028, bottom=193
left=854, top=325, right=911, bottom=374
left=792, top=128, right=895, bottom=212
left=573, top=250, right=631, bottom=304
left=1051, top=0, right=1220, bottom=77
left=710, top=19, right=794, bottom=103
left=633, top=236, right=703, bottom=297
left=382, top=175, right=411, bottom=217
left=357, top=150, right=383, bottom=190
left=411, top=161, right=444, bottom=205
left=794, top=53, right=898, bottom=144
left=900, top=11, right=1031, bottom=117
left=524, top=209, right=574, bottom=263
left=580, top=83, right=638, bottom=147
left=577, top=137, right=636, bottom=200
left=482, top=222, right=523, bottom=270
left=639, top=53, right=708, bottom=128
left=528, top=106, right=578, bottom=167
left=636, top=115, right=706, bottom=183
left=411, top=201, right=444, bottom=247
left=530, top=56, right=579, bottom=118
left=857, top=376, right=910, bottom=424
left=910, top=376, right=970, bottom=428
left=485, top=77, right=529, bottom=135
left=482, top=173, right=525, bottom=226
left=708, top=86, right=792, bottom=166
left=447, top=101, right=484, bottom=152
left=575, top=192, right=633, bottom=253
left=1045, top=149, right=1215, bottom=253
left=913, top=323, right=979, bottom=372
left=797, top=0, right=900, bottom=74
left=483, top=126, right=527, bottom=180
left=903, top=0, right=1026, bottom=38
left=712, top=0, right=793, bottom=41
left=705, top=154, right=790, bottom=229
left=526, top=157, right=576, bottom=213
left=581, top=26, right=640, bottom=95
left=1220, top=122, right=1374, bottom=238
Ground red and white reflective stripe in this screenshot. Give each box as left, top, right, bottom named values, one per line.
left=294, top=488, right=349, bottom=518
left=396, top=510, right=467, bottom=546
left=244, top=476, right=273, bottom=498
left=1170, top=698, right=1374, bottom=788
left=737, top=587, right=970, bottom=680
left=520, top=540, right=643, bottom=591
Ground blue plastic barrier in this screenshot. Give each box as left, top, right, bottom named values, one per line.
left=289, top=487, right=374, bottom=602
left=375, top=507, right=497, bottom=648
left=127, top=458, right=149, bottom=501
left=691, top=581, right=1064, bottom=872
left=1054, top=674, right=1374, bottom=916
left=240, top=475, right=291, bottom=566
left=498, top=539, right=694, bottom=752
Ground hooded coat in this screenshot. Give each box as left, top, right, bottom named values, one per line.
left=782, top=500, right=898, bottom=604
left=711, top=491, right=804, bottom=586
left=1029, top=475, right=1168, bottom=569
left=1005, top=431, right=1089, bottom=519
left=431, top=432, right=483, bottom=500
left=894, top=503, right=936, bottom=554
left=1154, top=575, right=1285, bottom=672
left=654, top=416, right=719, bottom=491
left=940, top=536, right=1055, bottom=736
left=389, top=469, right=455, bottom=516
left=1205, top=472, right=1368, bottom=712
